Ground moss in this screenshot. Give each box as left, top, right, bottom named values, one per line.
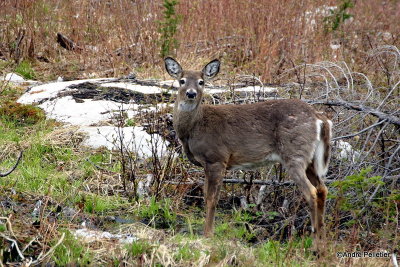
left=0, top=101, right=45, bottom=126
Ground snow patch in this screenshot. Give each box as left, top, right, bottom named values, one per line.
left=17, top=78, right=170, bottom=158
left=18, top=78, right=115, bottom=104
left=81, top=126, right=168, bottom=158
left=38, top=96, right=132, bottom=126
left=5, top=73, right=25, bottom=82
left=159, top=79, right=179, bottom=88
left=74, top=228, right=138, bottom=244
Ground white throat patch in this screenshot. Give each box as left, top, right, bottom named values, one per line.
left=178, top=101, right=196, bottom=112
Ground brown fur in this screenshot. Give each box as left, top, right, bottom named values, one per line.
left=316, top=113, right=332, bottom=168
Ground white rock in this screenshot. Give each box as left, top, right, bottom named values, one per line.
left=335, top=140, right=360, bottom=162
left=4, top=73, right=25, bottom=82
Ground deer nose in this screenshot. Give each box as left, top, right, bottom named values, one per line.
left=186, top=89, right=197, bottom=99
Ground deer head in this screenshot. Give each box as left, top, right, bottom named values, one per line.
left=165, top=57, right=220, bottom=112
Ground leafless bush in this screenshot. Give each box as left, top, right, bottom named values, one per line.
left=280, top=46, right=399, bottom=180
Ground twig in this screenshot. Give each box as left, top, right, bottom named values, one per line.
left=22, top=237, right=38, bottom=253
left=85, top=158, right=117, bottom=174
left=331, top=119, right=387, bottom=141
left=0, top=233, right=25, bottom=261
left=31, top=232, right=65, bottom=265
left=309, top=99, right=400, bottom=126
left=356, top=145, right=400, bottom=219
left=0, top=216, right=17, bottom=239
left=0, top=150, right=23, bottom=177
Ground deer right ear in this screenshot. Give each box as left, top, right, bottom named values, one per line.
left=202, top=59, right=220, bottom=80
left=164, top=57, right=183, bottom=79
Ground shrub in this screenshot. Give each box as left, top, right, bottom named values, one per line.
left=158, top=0, right=181, bottom=58
left=324, top=0, right=354, bottom=32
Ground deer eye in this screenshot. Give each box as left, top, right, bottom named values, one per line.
left=198, top=80, right=204, bottom=86
left=179, top=79, right=185, bottom=85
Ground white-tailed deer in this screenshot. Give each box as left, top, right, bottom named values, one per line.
left=165, top=58, right=332, bottom=242
left=0, top=151, right=22, bottom=177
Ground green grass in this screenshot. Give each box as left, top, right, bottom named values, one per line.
left=83, top=194, right=128, bottom=214
left=127, top=240, right=153, bottom=258
left=14, top=60, right=36, bottom=80
left=52, top=230, right=92, bottom=266
left=137, top=197, right=178, bottom=229
left=0, top=108, right=127, bottom=213
left=174, top=243, right=201, bottom=261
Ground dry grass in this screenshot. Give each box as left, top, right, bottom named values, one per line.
left=0, top=0, right=399, bottom=81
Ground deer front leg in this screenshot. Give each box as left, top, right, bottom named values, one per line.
left=204, top=162, right=225, bottom=237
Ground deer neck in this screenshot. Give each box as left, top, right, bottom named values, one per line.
left=173, top=100, right=203, bottom=140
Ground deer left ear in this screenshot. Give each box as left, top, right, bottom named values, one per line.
left=202, top=59, right=220, bottom=80
left=165, top=57, right=183, bottom=79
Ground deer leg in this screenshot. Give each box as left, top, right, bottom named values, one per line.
left=306, top=164, right=328, bottom=241
left=287, top=163, right=319, bottom=236
left=204, top=162, right=225, bottom=237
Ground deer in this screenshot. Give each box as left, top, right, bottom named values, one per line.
left=164, top=57, right=332, bottom=244
left=0, top=151, right=23, bottom=177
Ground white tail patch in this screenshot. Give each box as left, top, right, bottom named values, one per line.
left=314, top=119, right=328, bottom=177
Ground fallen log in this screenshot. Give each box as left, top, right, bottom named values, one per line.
left=56, top=33, right=82, bottom=51
left=165, top=175, right=400, bottom=186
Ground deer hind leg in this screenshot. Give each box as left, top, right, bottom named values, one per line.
left=306, top=163, right=328, bottom=240
left=203, top=162, right=225, bottom=237
left=286, top=162, right=319, bottom=236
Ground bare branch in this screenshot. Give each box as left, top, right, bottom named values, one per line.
left=166, top=175, right=400, bottom=186
left=0, top=151, right=23, bottom=177
left=331, top=119, right=387, bottom=141
left=309, top=100, right=400, bottom=127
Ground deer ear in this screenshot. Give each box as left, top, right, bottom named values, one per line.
left=164, top=57, right=183, bottom=79
left=202, top=59, right=220, bottom=80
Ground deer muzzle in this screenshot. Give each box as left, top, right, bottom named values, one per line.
left=186, top=89, right=197, bottom=99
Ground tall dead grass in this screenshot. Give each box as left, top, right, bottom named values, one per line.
left=0, top=0, right=399, bottom=81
